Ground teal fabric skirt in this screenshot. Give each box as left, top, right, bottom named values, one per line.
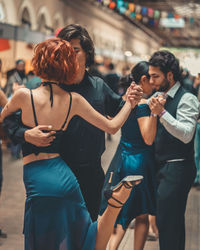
left=23, top=157, right=97, bottom=250
left=100, top=140, right=157, bottom=229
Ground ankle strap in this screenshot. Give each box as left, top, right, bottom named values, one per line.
left=123, top=182, right=133, bottom=189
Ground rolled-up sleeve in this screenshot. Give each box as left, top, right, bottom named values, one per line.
left=160, top=93, right=200, bottom=143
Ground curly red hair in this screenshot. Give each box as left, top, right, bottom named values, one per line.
left=32, top=38, right=78, bottom=84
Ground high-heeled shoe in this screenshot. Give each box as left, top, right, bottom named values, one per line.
left=104, top=172, right=143, bottom=208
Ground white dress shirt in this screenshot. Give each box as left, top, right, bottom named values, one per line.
left=159, top=82, right=200, bottom=144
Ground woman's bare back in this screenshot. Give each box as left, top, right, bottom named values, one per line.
left=21, top=84, right=72, bottom=130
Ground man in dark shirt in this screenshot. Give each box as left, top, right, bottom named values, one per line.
left=3, top=24, right=143, bottom=221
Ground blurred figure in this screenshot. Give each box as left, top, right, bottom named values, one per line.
left=25, top=71, right=41, bottom=89
left=0, top=58, right=8, bottom=240
left=181, top=68, right=196, bottom=94
left=5, top=59, right=27, bottom=97
left=118, top=66, right=130, bottom=95
left=193, top=73, right=200, bottom=188
left=6, top=63, right=25, bottom=160
left=104, top=63, right=120, bottom=140
left=104, top=63, right=119, bottom=94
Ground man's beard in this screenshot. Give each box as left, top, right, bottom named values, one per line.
left=158, top=78, right=170, bottom=92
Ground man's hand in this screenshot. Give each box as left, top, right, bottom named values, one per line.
left=24, top=125, right=56, bottom=147
left=126, top=83, right=143, bottom=108
left=149, top=97, right=165, bottom=115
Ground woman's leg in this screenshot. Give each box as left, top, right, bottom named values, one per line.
left=134, top=214, right=149, bottom=250
left=108, top=225, right=126, bottom=250
left=95, top=184, right=132, bottom=250
left=148, top=215, right=158, bottom=239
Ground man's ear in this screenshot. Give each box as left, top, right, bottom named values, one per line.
left=167, top=72, right=173, bottom=82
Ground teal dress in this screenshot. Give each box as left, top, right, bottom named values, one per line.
left=100, top=104, right=157, bottom=229
left=23, top=157, right=97, bottom=250
left=22, top=89, right=97, bottom=250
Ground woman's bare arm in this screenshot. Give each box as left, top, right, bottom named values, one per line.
left=1, top=88, right=28, bottom=120
left=137, top=115, right=157, bottom=145
left=72, top=92, right=134, bottom=134
left=0, top=90, right=8, bottom=108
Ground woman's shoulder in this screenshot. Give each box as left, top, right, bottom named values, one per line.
left=13, top=87, right=30, bottom=99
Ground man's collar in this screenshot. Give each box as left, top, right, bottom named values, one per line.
left=166, top=82, right=181, bottom=99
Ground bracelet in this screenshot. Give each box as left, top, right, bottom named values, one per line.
left=159, top=109, right=166, bottom=117
left=150, top=113, right=157, bottom=117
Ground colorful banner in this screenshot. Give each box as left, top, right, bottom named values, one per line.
left=98, top=0, right=191, bottom=30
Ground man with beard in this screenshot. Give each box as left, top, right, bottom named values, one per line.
left=5, top=59, right=27, bottom=97
left=148, top=50, right=200, bottom=250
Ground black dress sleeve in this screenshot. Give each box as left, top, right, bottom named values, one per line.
left=135, top=104, right=151, bottom=119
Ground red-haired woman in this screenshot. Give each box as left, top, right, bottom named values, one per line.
left=1, top=38, right=143, bottom=250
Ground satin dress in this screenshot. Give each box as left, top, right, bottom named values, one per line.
left=22, top=89, right=97, bottom=250
left=23, top=157, right=97, bottom=250
left=100, top=104, right=157, bottom=229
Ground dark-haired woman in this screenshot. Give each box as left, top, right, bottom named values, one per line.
left=0, top=38, right=143, bottom=250
left=100, top=61, right=160, bottom=250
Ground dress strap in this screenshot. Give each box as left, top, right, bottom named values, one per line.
left=61, top=92, right=72, bottom=130
left=30, top=89, right=38, bottom=126
left=42, top=81, right=58, bottom=107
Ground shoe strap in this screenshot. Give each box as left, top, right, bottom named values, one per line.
left=123, top=182, right=133, bottom=189
left=108, top=195, right=124, bottom=208
left=107, top=201, right=123, bottom=209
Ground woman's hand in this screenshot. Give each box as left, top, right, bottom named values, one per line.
left=126, top=83, right=143, bottom=109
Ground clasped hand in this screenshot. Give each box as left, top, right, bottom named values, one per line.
left=149, top=95, right=166, bottom=115
left=126, top=83, right=143, bottom=108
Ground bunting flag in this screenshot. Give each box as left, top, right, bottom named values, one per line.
left=168, top=12, right=174, bottom=18
left=142, top=16, right=149, bottom=24
left=135, top=5, right=142, bottom=14
left=161, top=11, right=168, bottom=18
left=117, top=0, right=124, bottom=8
left=109, top=1, right=116, bottom=9
left=100, top=0, right=189, bottom=29
left=148, top=8, right=154, bottom=18
left=128, top=3, right=135, bottom=12
left=103, top=0, right=110, bottom=5
left=141, top=7, right=148, bottom=16
left=130, top=12, right=136, bottom=18
left=136, top=13, right=142, bottom=20
left=119, top=6, right=126, bottom=14
left=154, top=10, right=160, bottom=19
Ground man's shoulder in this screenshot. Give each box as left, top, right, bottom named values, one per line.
left=88, top=74, right=107, bottom=87
left=181, top=91, right=199, bottom=102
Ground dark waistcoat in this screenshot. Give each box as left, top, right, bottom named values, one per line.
left=155, top=86, right=194, bottom=163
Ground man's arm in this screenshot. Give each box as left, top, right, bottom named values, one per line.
left=3, top=113, right=56, bottom=146
left=150, top=93, right=200, bottom=143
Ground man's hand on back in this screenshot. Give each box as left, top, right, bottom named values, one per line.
left=24, top=125, right=56, bottom=147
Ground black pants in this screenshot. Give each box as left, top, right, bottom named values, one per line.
left=70, top=160, right=105, bottom=221
left=156, top=160, right=196, bottom=250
